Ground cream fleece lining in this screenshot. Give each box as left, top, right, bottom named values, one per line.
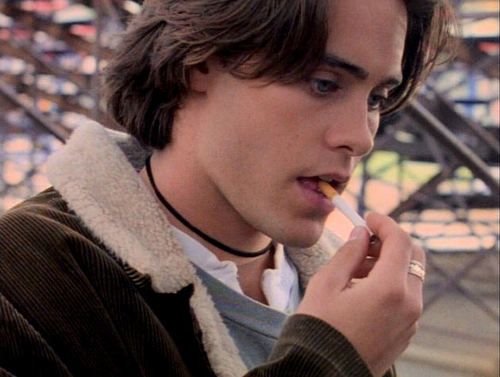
left=47, top=121, right=343, bottom=377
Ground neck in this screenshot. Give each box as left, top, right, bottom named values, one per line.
left=139, top=151, right=273, bottom=264
left=238, top=252, right=275, bottom=303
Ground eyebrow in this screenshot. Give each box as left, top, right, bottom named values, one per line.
left=323, top=53, right=402, bottom=88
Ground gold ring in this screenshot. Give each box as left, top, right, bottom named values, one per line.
left=408, top=260, right=425, bottom=282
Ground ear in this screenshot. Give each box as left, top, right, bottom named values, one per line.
left=189, top=62, right=211, bottom=93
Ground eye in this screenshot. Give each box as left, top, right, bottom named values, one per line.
left=309, top=78, right=341, bottom=96
left=368, top=93, right=388, bottom=111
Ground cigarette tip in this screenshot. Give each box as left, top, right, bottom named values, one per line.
left=318, top=181, right=337, bottom=200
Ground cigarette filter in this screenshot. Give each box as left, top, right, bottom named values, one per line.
left=318, top=181, right=370, bottom=230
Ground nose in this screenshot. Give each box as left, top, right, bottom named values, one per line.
left=323, top=98, right=376, bottom=157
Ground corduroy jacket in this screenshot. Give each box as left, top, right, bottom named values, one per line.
left=0, top=121, right=391, bottom=377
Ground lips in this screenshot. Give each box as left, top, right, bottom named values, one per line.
left=297, top=175, right=349, bottom=195
left=297, top=177, right=325, bottom=196
left=295, top=177, right=335, bottom=215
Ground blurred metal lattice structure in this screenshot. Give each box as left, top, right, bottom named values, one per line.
left=352, top=0, right=500, bottom=321
left=0, top=0, right=140, bottom=211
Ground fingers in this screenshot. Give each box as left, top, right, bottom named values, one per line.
left=352, top=257, right=377, bottom=278
left=366, top=212, right=413, bottom=284
left=368, top=236, right=381, bottom=258
left=407, top=244, right=426, bottom=312
left=323, top=226, right=371, bottom=289
left=397, top=245, right=426, bottom=333
left=349, top=237, right=381, bottom=278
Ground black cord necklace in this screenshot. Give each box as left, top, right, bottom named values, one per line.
left=145, top=156, right=273, bottom=258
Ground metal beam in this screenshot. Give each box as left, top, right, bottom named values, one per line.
left=406, top=101, right=500, bottom=198
left=0, top=79, right=70, bottom=142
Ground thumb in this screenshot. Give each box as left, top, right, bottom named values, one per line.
left=324, top=226, right=370, bottom=289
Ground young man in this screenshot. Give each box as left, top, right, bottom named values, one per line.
left=0, top=0, right=455, bottom=376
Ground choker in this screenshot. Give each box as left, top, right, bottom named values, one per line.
left=145, top=156, right=273, bottom=258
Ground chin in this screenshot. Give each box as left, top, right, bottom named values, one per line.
left=274, top=222, right=325, bottom=249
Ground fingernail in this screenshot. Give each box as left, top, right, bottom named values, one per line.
left=349, top=226, right=365, bottom=240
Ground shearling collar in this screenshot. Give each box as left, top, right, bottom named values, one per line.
left=47, top=120, right=343, bottom=377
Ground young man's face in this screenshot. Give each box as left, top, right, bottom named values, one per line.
left=185, top=0, right=407, bottom=247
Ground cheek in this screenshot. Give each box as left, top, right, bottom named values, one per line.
left=200, top=83, right=316, bottom=184
left=219, top=95, right=306, bottom=157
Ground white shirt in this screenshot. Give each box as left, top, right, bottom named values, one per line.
left=171, top=227, right=301, bottom=313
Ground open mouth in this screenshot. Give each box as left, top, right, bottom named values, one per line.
left=297, top=176, right=342, bottom=197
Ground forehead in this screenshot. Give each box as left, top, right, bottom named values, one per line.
left=325, top=0, right=408, bottom=80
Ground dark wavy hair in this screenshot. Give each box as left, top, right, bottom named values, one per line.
left=103, top=0, right=457, bottom=149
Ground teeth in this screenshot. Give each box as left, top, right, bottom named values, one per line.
left=318, top=176, right=332, bottom=183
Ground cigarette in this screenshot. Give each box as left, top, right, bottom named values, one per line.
left=318, top=181, right=371, bottom=231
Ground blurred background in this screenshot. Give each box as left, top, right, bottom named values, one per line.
left=0, top=1, right=498, bottom=376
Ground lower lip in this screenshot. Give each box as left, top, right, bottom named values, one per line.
left=297, top=179, right=335, bottom=214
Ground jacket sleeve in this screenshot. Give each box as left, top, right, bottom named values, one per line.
left=0, top=293, right=73, bottom=377
left=246, top=314, right=395, bottom=377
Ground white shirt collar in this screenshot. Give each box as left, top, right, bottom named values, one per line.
left=171, top=227, right=300, bottom=313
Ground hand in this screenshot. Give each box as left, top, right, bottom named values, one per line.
left=297, top=212, right=425, bottom=377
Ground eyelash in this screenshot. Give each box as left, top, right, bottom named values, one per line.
left=368, top=94, right=388, bottom=111
left=309, top=78, right=341, bottom=96
left=308, top=77, right=389, bottom=112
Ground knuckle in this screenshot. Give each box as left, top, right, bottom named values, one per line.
left=400, top=233, right=413, bottom=251
left=413, top=245, right=426, bottom=265
left=407, top=323, right=418, bottom=339
left=390, top=229, right=413, bottom=253
left=406, top=300, right=423, bottom=321
left=414, top=321, right=420, bottom=333
left=383, top=287, right=406, bottom=305
left=411, top=322, right=419, bottom=336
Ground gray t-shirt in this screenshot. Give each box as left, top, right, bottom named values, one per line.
left=196, top=267, right=299, bottom=369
